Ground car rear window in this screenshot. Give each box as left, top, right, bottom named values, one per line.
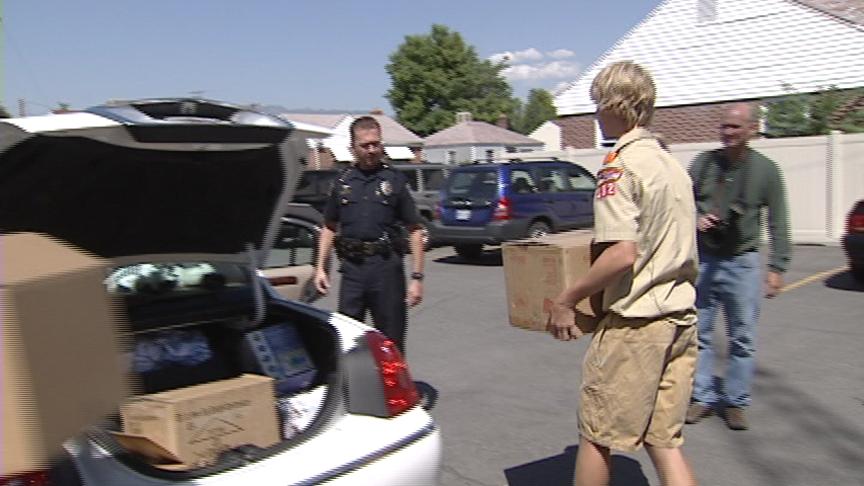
left=446, top=169, right=499, bottom=199
left=422, top=168, right=447, bottom=191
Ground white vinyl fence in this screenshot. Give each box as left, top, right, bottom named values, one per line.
left=509, top=133, right=864, bottom=244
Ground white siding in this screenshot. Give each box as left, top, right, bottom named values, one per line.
left=529, top=121, right=563, bottom=151
left=555, top=0, right=864, bottom=115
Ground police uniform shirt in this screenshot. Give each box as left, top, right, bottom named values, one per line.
left=594, top=127, right=699, bottom=318
left=323, top=164, right=422, bottom=241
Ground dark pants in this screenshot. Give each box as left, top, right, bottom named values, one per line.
left=338, top=253, right=408, bottom=354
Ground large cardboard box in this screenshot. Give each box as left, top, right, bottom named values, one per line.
left=502, top=230, right=599, bottom=333
left=117, top=374, right=279, bottom=469
left=1, top=233, right=130, bottom=476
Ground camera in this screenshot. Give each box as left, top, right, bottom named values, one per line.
left=702, top=203, right=743, bottom=251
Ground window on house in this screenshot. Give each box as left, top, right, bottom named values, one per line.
left=446, top=150, right=456, bottom=164
left=485, top=149, right=495, bottom=162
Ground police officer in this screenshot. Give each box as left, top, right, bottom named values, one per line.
left=313, top=116, right=424, bottom=355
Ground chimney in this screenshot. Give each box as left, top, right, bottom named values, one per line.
left=455, top=112, right=472, bottom=124
left=496, top=113, right=510, bottom=130
left=369, top=108, right=385, bottom=115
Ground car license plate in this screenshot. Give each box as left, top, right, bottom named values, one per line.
left=456, top=209, right=471, bottom=221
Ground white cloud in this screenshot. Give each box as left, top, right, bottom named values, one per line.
left=547, top=49, right=575, bottom=59
left=502, top=61, right=582, bottom=81
left=489, top=47, right=544, bottom=64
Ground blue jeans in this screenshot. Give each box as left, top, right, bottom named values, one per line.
left=692, top=250, right=761, bottom=408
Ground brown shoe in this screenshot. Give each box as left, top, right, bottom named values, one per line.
left=685, top=403, right=713, bottom=424
left=724, top=407, right=749, bottom=430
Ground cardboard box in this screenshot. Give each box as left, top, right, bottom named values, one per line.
left=2, top=233, right=130, bottom=476
left=118, top=374, right=279, bottom=469
left=502, top=230, right=599, bottom=333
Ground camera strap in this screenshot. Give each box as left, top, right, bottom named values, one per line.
left=704, top=150, right=750, bottom=219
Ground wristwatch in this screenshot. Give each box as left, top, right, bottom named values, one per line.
left=410, top=272, right=424, bottom=281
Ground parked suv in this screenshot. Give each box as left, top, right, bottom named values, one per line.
left=432, top=160, right=596, bottom=259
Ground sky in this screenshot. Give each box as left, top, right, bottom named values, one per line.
left=1, top=0, right=659, bottom=116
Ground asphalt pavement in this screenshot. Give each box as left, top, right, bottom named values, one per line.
left=318, top=243, right=863, bottom=486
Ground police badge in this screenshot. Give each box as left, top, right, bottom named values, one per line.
left=379, top=180, right=392, bottom=196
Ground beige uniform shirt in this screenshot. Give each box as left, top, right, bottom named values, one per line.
left=594, top=127, right=698, bottom=319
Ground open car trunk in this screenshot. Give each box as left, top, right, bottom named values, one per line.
left=0, top=100, right=347, bottom=479
left=88, top=282, right=342, bottom=477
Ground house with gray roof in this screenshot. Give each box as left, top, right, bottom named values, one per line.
left=423, top=113, right=543, bottom=164
left=279, top=110, right=424, bottom=168
left=549, top=0, right=864, bottom=149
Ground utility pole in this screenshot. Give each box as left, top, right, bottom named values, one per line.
left=18, top=98, right=26, bottom=117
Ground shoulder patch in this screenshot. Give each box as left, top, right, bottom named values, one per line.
left=597, top=167, right=623, bottom=185
left=603, top=151, right=618, bottom=165
left=595, top=182, right=617, bottom=199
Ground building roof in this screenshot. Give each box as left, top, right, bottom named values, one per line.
left=280, top=112, right=423, bottom=146
left=555, top=0, right=864, bottom=116
left=368, top=114, right=424, bottom=146
left=794, top=0, right=864, bottom=25
left=424, top=121, right=543, bottom=147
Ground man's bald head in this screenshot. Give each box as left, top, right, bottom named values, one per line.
left=720, top=103, right=758, bottom=152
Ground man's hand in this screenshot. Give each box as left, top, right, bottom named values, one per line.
left=406, top=279, right=423, bottom=307
left=697, top=213, right=721, bottom=232
left=765, top=271, right=783, bottom=298
left=313, top=268, right=330, bottom=295
left=546, top=301, right=587, bottom=341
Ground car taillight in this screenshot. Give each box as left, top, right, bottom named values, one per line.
left=848, top=213, right=864, bottom=233
left=365, top=331, right=419, bottom=416
left=0, top=471, right=50, bottom=486
left=492, top=197, right=512, bottom=221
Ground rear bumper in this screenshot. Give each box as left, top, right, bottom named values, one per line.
left=430, top=219, right=529, bottom=246
left=842, top=233, right=864, bottom=266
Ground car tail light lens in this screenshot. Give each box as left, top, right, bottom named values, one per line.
left=848, top=213, right=864, bottom=233
left=492, top=197, right=512, bottom=221
left=365, top=331, right=419, bottom=416
left=0, top=471, right=50, bottom=486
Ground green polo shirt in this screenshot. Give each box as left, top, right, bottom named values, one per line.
left=689, top=147, right=791, bottom=273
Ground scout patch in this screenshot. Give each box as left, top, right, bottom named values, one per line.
left=595, top=167, right=622, bottom=199
left=603, top=151, right=618, bottom=165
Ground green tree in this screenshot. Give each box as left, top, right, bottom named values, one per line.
left=765, top=85, right=864, bottom=137
left=0, top=105, right=10, bottom=118
left=386, top=24, right=518, bottom=136
left=511, top=88, right=556, bottom=135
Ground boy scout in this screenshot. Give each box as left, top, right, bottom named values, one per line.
left=547, top=61, right=699, bottom=486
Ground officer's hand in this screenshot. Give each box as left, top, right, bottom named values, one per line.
left=697, top=213, right=720, bottom=232
left=406, top=280, right=423, bottom=307
left=765, top=271, right=783, bottom=298
left=314, top=268, right=330, bottom=295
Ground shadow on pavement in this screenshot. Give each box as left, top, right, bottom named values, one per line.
left=433, top=248, right=503, bottom=266
left=824, top=270, right=864, bottom=292
left=504, top=445, right=649, bottom=486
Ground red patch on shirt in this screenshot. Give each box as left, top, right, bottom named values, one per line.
left=596, top=182, right=617, bottom=199
left=603, top=151, right=618, bottom=165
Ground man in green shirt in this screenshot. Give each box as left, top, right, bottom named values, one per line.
left=686, top=103, right=791, bottom=431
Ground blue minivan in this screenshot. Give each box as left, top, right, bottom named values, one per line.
left=431, top=160, right=596, bottom=259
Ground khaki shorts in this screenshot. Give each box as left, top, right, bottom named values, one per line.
left=578, top=312, right=697, bottom=452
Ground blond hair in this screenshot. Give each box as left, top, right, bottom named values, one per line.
left=590, top=61, right=656, bottom=127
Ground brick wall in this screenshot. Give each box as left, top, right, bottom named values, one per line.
left=555, top=115, right=595, bottom=149
left=557, top=100, right=760, bottom=148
